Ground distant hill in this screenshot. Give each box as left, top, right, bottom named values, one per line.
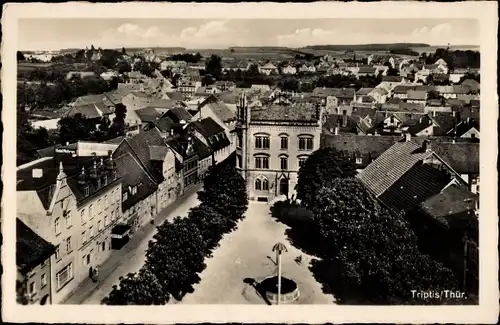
left=229, top=46, right=292, bottom=51
left=301, top=43, right=431, bottom=51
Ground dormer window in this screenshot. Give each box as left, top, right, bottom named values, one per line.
left=84, top=186, right=90, bottom=196
left=355, top=158, right=363, bottom=165
left=103, top=174, right=108, bottom=185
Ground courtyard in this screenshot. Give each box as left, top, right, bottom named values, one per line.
left=180, top=201, right=336, bottom=304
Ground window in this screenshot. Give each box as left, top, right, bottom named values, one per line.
left=82, top=254, right=91, bottom=266
left=280, top=136, right=288, bottom=150
left=262, top=179, right=269, bottom=191
left=97, top=199, right=101, bottom=215
left=81, top=209, right=86, bottom=224
left=123, top=192, right=128, bottom=202
left=355, top=158, right=363, bottom=164
left=103, top=174, right=108, bottom=185
left=298, top=135, right=314, bottom=151
left=89, top=204, right=93, bottom=220
left=97, top=220, right=102, bottom=231
left=280, top=156, right=288, bottom=170
left=254, top=134, right=270, bottom=149
left=105, top=195, right=109, bottom=209
left=28, top=282, right=36, bottom=294
left=102, top=242, right=106, bottom=251
left=89, top=226, right=94, bottom=239
left=237, top=134, right=243, bottom=148
left=254, top=155, right=269, bottom=169
left=41, top=273, right=47, bottom=287
left=390, top=116, right=395, bottom=124
left=55, top=245, right=60, bottom=260
left=105, top=215, right=109, bottom=226
left=54, top=218, right=61, bottom=235
left=66, top=237, right=72, bottom=252
left=298, top=156, right=308, bottom=168
left=236, top=154, right=242, bottom=168
left=111, top=210, right=116, bottom=221
left=82, top=231, right=86, bottom=244
left=84, top=186, right=90, bottom=196
left=255, top=179, right=262, bottom=191
left=56, top=263, right=73, bottom=290
left=65, top=212, right=72, bottom=228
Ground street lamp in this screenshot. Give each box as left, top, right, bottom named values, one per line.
left=272, top=242, right=288, bottom=305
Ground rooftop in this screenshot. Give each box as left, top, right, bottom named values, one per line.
left=17, top=218, right=56, bottom=273
left=192, top=117, right=225, bottom=138
left=251, top=102, right=320, bottom=123
left=357, top=141, right=434, bottom=197
left=419, top=184, right=478, bottom=228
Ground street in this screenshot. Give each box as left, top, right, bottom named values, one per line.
left=62, top=184, right=201, bottom=304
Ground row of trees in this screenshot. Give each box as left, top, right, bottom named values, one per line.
left=102, top=162, right=248, bottom=304
left=287, top=148, right=458, bottom=304
left=421, top=48, right=480, bottom=70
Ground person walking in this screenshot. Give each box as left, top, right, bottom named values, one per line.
left=94, top=265, right=100, bottom=281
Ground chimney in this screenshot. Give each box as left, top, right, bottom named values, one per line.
left=452, top=111, right=456, bottom=117
left=32, top=168, right=43, bottom=178
left=467, top=117, right=470, bottom=123
left=422, top=139, right=431, bottom=152
left=452, top=139, right=456, bottom=144
left=432, top=110, right=436, bottom=117
left=404, top=133, right=411, bottom=142
left=334, top=126, right=339, bottom=135
left=419, top=117, right=422, bottom=123
left=342, top=110, right=348, bottom=127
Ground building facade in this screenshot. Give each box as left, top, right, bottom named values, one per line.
left=17, top=154, right=122, bottom=303
left=236, top=93, right=323, bottom=202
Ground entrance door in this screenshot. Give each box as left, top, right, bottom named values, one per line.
left=279, top=178, right=289, bottom=196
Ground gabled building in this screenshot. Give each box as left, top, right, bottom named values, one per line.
left=17, top=154, right=122, bottom=303
left=17, top=218, right=56, bottom=305
left=357, top=137, right=469, bottom=215
left=191, top=117, right=232, bottom=166
left=259, top=62, right=279, bottom=75
left=235, top=93, right=323, bottom=202
left=166, top=134, right=200, bottom=193
left=112, top=129, right=178, bottom=240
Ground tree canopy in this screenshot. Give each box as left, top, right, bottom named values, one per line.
left=296, top=147, right=357, bottom=208
left=308, top=178, right=458, bottom=304
left=205, top=55, right=223, bottom=79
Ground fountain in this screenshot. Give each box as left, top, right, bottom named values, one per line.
left=260, top=275, right=300, bottom=304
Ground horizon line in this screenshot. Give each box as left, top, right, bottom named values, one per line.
left=21, top=43, right=480, bottom=52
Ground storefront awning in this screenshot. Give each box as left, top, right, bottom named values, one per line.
left=110, top=224, right=132, bottom=239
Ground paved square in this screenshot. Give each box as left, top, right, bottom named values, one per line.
left=181, top=202, right=336, bottom=304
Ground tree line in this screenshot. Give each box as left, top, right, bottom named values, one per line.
left=272, top=147, right=459, bottom=304
left=102, top=162, right=248, bottom=304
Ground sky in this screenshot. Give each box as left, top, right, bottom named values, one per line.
left=18, top=18, right=479, bottom=51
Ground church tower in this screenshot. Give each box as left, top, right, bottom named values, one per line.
left=236, top=92, right=250, bottom=182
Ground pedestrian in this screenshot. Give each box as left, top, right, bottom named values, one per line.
left=94, top=265, right=100, bottom=281
left=89, top=266, right=94, bottom=280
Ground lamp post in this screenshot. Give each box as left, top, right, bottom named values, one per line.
left=272, top=242, right=287, bottom=305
